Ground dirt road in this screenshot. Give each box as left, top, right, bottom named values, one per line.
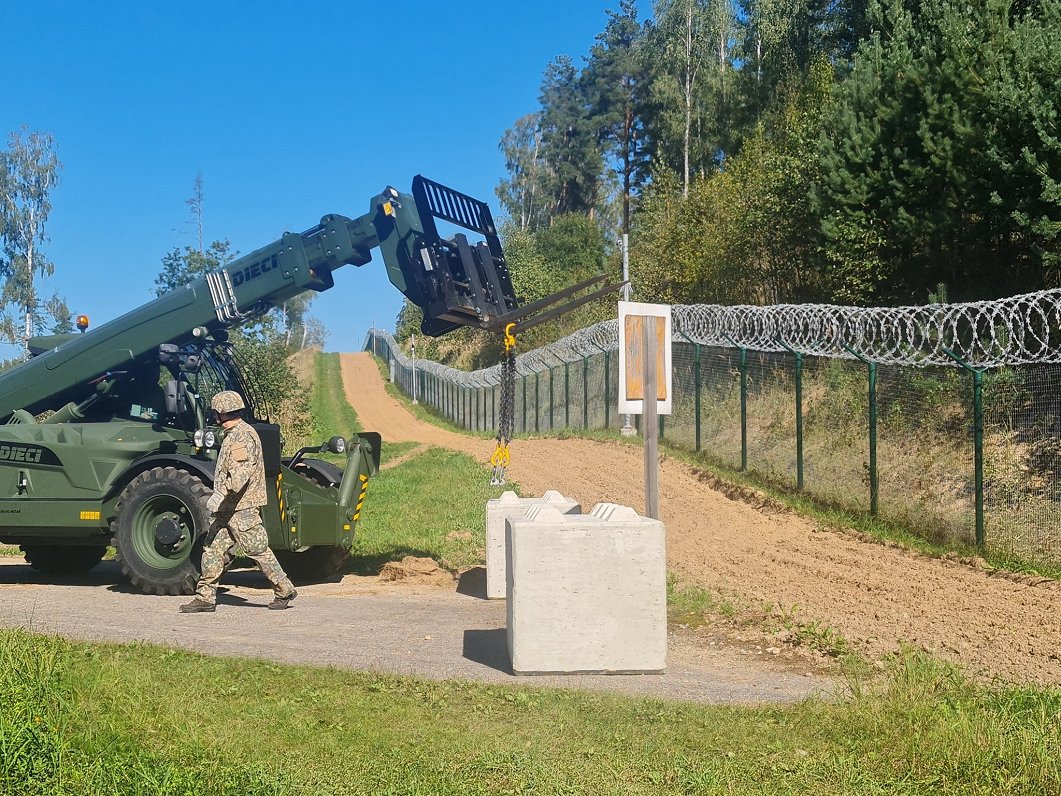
left=342, top=352, right=1061, bottom=686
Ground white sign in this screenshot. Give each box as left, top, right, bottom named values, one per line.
left=617, top=301, right=672, bottom=415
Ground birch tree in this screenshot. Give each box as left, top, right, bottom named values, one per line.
left=0, top=127, right=62, bottom=350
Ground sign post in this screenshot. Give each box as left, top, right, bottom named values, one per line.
left=410, top=335, right=418, bottom=405
left=618, top=302, right=672, bottom=520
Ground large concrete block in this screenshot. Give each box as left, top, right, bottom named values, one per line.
left=486, top=490, right=581, bottom=599
left=506, top=503, right=667, bottom=674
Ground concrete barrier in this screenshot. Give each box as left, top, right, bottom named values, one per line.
left=506, top=502, right=667, bottom=674
left=486, top=490, right=581, bottom=599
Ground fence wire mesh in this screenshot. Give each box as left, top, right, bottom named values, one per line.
left=366, top=289, right=1061, bottom=564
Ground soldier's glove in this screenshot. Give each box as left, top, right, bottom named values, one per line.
left=206, top=492, right=222, bottom=514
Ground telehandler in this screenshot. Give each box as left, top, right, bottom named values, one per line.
left=0, top=176, right=618, bottom=594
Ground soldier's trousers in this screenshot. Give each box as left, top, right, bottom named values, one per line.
left=195, top=508, right=295, bottom=604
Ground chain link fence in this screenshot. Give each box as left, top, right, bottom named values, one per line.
left=366, top=289, right=1061, bottom=565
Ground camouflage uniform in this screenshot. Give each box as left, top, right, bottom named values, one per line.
left=194, top=414, right=295, bottom=605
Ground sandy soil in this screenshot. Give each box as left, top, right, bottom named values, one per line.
left=342, top=352, right=1061, bottom=686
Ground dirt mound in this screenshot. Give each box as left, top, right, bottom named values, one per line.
left=341, top=352, right=1061, bottom=686
left=378, top=556, right=454, bottom=586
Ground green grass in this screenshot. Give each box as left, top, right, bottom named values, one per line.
left=350, top=446, right=517, bottom=574
left=311, top=352, right=362, bottom=438
left=310, top=352, right=419, bottom=467
left=3, top=628, right=1059, bottom=795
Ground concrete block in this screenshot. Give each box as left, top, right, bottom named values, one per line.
left=486, top=490, right=581, bottom=599
left=507, top=503, right=667, bottom=674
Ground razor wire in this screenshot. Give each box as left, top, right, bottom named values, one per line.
left=366, top=288, right=1061, bottom=384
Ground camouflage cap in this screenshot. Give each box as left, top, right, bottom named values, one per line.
left=211, top=391, right=245, bottom=414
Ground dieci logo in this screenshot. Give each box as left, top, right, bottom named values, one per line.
left=0, top=444, right=60, bottom=465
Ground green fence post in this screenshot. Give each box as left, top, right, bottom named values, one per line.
left=582, top=355, right=589, bottom=429
left=564, top=360, right=570, bottom=428
left=723, top=335, right=749, bottom=470
left=548, top=366, right=555, bottom=430
left=522, top=372, right=527, bottom=433
left=776, top=339, right=804, bottom=491
left=534, top=370, right=540, bottom=433
left=843, top=345, right=879, bottom=516
left=678, top=331, right=701, bottom=451
left=943, top=348, right=986, bottom=548
left=591, top=342, right=611, bottom=430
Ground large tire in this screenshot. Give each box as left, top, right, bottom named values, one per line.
left=112, top=467, right=211, bottom=595
left=21, top=544, right=107, bottom=575
left=275, top=545, right=350, bottom=585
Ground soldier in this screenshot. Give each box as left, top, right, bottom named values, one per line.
left=179, top=391, right=297, bottom=613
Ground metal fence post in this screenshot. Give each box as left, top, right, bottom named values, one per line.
left=843, top=345, right=879, bottom=516
left=522, top=372, right=527, bottom=433
left=776, top=338, right=804, bottom=491
left=677, top=332, right=702, bottom=452
left=591, top=342, right=611, bottom=430
left=943, top=348, right=986, bottom=548
left=564, top=360, right=570, bottom=428
left=723, top=335, right=749, bottom=470
left=582, top=355, right=589, bottom=429
left=548, top=365, right=555, bottom=430
left=534, top=370, right=540, bottom=433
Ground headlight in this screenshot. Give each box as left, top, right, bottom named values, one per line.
left=204, top=431, right=217, bottom=448
left=193, top=429, right=204, bottom=447
left=329, top=435, right=346, bottom=454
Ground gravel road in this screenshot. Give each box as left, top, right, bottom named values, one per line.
left=0, top=558, right=831, bottom=705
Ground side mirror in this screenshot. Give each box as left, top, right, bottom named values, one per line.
left=165, top=380, right=190, bottom=415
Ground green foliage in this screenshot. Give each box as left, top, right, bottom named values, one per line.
left=0, top=127, right=69, bottom=347
left=817, top=0, right=1061, bottom=303
left=633, top=65, right=833, bottom=304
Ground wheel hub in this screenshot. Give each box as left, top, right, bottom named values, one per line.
left=154, top=516, right=184, bottom=547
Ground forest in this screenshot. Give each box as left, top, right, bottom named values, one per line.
left=399, top=0, right=1061, bottom=366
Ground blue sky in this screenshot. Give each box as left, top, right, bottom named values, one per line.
left=1, top=0, right=651, bottom=356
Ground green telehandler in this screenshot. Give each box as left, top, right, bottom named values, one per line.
left=0, top=176, right=620, bottom=594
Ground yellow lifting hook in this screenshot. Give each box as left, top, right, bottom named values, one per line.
left=490, top=323, right=517, bottom=486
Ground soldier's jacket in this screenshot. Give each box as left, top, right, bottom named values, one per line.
left=213, top=419, right=267, bottom=511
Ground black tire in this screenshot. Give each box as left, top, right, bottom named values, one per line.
left=20, top=544, right=107, bottom=575
left=111, top=466, right=211, bottom=595
left=275, top=545, right=350, bottom=585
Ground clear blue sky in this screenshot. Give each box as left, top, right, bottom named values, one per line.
left=0, top=1, right=652, bottom=357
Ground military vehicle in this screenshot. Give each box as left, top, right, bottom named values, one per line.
left=0, top=176, right=619, bottom=594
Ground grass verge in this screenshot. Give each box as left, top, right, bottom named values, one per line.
left=3, top=628, right=1059, bottom=795
left=350, top=445, right=515, bottom=574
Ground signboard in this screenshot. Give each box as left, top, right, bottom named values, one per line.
left=618, top=301, right=672, bottom=415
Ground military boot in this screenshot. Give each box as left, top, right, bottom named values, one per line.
left=267, top=589, right=297, bottom=610
left=179, top=598, right=216, bottom=613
